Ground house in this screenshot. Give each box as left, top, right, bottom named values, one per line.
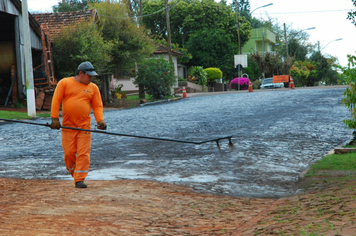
left=241, top=27, right=277, bottom=55
left=111, top=44, right=183, bottom=94
left=32, top=9, right=97, bottom=38
left=0, top=0, right=43, bottom=106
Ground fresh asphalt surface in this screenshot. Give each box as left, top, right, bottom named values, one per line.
left=0, top=86, right=351, bottom=198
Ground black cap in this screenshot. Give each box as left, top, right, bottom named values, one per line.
left=77, top=61, right=98, bottom=76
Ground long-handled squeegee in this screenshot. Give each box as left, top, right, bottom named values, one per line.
left=0, top=118, right=235, bottom=151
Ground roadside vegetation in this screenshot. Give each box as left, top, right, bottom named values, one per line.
left=47, top=0, right=349, bottom=100
left=306, top=152, right=356, bottom=177
left=0, top=111, right=50, bottom=120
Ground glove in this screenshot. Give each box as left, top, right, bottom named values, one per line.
left=50, top=118, right=61, bottom=129
left=97, top=120, right=107, bottom=130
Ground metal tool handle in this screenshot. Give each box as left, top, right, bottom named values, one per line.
left=0, top=118, right=233, bottom=145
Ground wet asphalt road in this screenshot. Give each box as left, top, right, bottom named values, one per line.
left=0, top=87, right=352, bottom=198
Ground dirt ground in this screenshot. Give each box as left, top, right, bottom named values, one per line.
left=1, top=175, right=356, bottom=236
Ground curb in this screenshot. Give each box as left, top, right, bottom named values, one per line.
left=139, top=97, right=183, bottom=107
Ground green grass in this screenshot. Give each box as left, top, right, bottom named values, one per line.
left=126, top=94, right=154, bottom=101
left=307, top=153, right=356, bottom=176
left=125, top=94, right=175, bottom=101
left=0, top=111, right=51, bottom=120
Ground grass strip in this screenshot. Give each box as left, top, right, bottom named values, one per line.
left=0, top=111, right=50, bottom=120
left=306, top=152, right=356, bottom=176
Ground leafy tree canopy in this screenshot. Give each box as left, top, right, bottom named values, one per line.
left=348, top=0, right=356, bottom=25
left=342, top=54, right=356, bottom=128
left=53, top=0, right=102, bottom=12
left=185, top=28, right=237, bottom=81
left=91, top=1, right=155, bottom=75
left=52, top=21, right=112, bottom=80
left=290, top=60, right=317, bottom=87
left=142, top=0, right=250, bottom=48
left=250, top=52, right=293, bottom=78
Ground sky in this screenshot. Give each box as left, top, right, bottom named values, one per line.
left=27, top=0, right=356, bottom=68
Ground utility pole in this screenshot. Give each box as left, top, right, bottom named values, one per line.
left=165, top=0, right=172, bottom=61
left=235, top=0, right=241, bottom=54
left=284, top=23, right=288, bottom=57
left=318, top=41, right=320, bottom=53
left=139, top=0, right=142, bottom=25
left=22, top=0, right=36, bottom=117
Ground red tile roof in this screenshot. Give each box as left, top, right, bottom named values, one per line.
left=154, top=44, right=183, bottom=56
left=32, top=9, right=97, bottom=40
left=33, top=9, right=182, bottom=57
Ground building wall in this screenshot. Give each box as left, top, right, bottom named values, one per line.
left=241, top=28, right=276, bottom=54
left=0, top=0, right=42, bottom=100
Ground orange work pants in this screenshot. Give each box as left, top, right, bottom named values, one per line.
left=61, top=128, right=91, bottom=184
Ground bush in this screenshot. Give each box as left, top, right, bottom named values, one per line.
left=134, top=56, right=177, bottom=99
left=204, top=68, right=223, bottom=81
left=230, top=77, right=250, bottom=90
left=188, top=66, right=207, bottom=86
left=253, top=79, right=262, bottom=89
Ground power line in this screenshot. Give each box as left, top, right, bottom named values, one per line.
left=255, top=8, right=356, bottom=15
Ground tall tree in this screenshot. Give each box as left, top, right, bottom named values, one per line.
left=92, top=1, right=155, bottom=75
left=232, top=0, right=250, bottom=21
left=310, top=52, right=340, bottom=85
left=142, top=0, right=250, bottom=81
left=250, top=52, right=293, bottom=78
left=142, top=0, right=250, bottom=48
left=53, top=0, right=102, bottom=12
left=290, top=61, right=317, bottom=87
left=185, top=28, right=237, bottom=81
left=52, top=21, right=112, bottom=80
left=348, top=0, right=356, bottom=25
left=272, top=23, right=313, bottom=61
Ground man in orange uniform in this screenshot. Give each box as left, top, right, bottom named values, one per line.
left=50, top=61, right=107, bottom=188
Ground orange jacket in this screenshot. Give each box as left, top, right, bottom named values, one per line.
left=51, top=77, right=103, bottom=128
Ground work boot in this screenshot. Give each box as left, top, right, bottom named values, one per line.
left=75, top=181, right=87, bottom=188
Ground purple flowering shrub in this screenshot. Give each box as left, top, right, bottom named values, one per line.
left=230, top=77, right=250, bottom=90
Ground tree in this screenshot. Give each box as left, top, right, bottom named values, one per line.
left=142, top=0, right=250, bottom=81
left=143, top=0, right=249, bottom=47
left=92, top=1, right=155, bottom=75
left=342, top=55, right=356, bottom=129
left=231, top=0, right=251, bottom=23
left=53, top=0, right=102, bottom=12
left=171, top=43, right=192, bottom=64
left=185, top=28, right=237, bottom=81
left=52, top=21, right=112, bottom=80
left=290, top=61, right=317, bottom=87
left=250, top=52, right=293, bottom=78
left=348, top=0, right=356, bottom=25
left=134, top=56, right=177, bottom=99
left=309, top=52, right=340, bottom=85
left=271, top=22, right=313, bottom=62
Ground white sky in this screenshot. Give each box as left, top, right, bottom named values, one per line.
left=27, top=0, right=356, bottom=67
